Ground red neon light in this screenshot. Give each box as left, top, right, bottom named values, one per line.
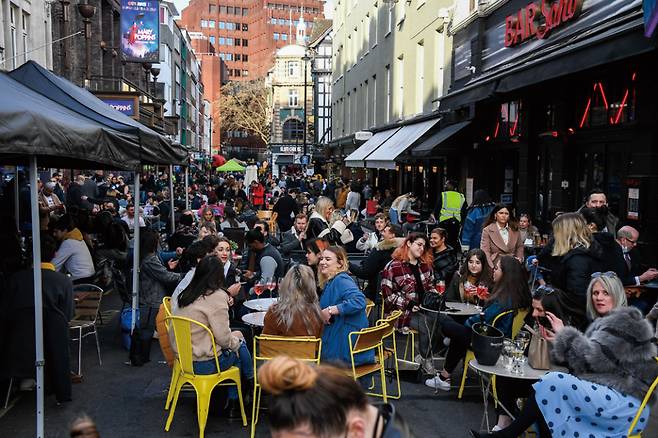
left=494, top=121, right=500, bottom=138
left=613, top=89, right=629, bottom=125
left=485, top=135, right=491, bottom=142
left=510, top=116, right=519, bottom=136
left=579, top=97, right=591, bottom=128
left=551, top=131, right=559, bottom=137
left=632, top=72, right=637, bottom=81
left=596, top=82, right=609, bottom=109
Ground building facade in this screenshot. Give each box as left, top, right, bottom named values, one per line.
left=268, top=21, right=313, bottom=175
left=308, top=18, right=332, bottom=159
left=0, top=0, right=53, bottom=70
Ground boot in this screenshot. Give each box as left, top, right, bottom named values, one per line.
left=139, top=339, right=152, bottom=364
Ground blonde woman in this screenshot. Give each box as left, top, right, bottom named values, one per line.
left=317, top=246, right=372, bottom=365
left=307, top=196, right=354, bottom=246
left=263, top=265, right=324, bottom=337
left=541, top=212, right=603, bottom=329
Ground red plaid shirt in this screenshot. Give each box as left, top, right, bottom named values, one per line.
left=381, top=259, right=437, bottom=327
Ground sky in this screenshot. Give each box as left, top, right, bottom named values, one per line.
left=170, top=0, right=333, bottom=18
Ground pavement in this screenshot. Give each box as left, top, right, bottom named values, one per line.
left=1, top=293, right=657, bottom=438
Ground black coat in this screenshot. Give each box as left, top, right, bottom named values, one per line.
left=272, top=194, right=299, bottom=233
left=349, top=239, right=398, bottom=300
left=1, top=269, right=74, bottom=402
left=432, top=245, right=458, bottom=284
left=592, top=232, right=628, bottom=281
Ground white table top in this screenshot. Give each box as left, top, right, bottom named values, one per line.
left=420, top=301, right=482, bottom=316
left=243, top=297, right=278, bottom=311
left=241, top=311, right=266, bottom=327
left=469, top=358, right=566, bottom=380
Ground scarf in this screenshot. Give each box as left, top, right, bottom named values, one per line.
left=41, top=262, right=56, bottom=271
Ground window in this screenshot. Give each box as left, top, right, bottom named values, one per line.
left=235, top=53, right=241, bottom=61
left=278, top=18, right=285, bottom=25
left=227, top=38, right=234, bottom=45
left=234, top=69, right=241, bottom=77
left=288, top=89, right=299, bottom=106
left=371, top=75, right=377, bottom=126
left=281, top=33, right=287, bottom=41
left=287, top=60, right=300, bottom=76
left=235, top=38, right=241, bottom=46
left=235, top=22, right=241, bottom=30
left=228, top=69, right=233, bottom=76
left=387, top=6, right=393, bottom=35
left=242, top=39, right=248, bottom=46
left=209, top=5, right=216, bottom=14
left=397, top=55, right=404, bottom=117
left=274, top=33, right=280, bottom=41
left=227, top=22, right=234, bottom=30
left=385, top=64, right=391, bottom=123
left=271, top=18, right=277, bottom=25
left=219, top=21, right=225, bottom=29
left=201, top=19, right=208, bottom=28
left=22, top=12, right=29, bottom=63
left=209, top=20, right=215, bottom=28
left=282, top=119, right=304, bottom=140
left=242, top=70, right=249, bottom=77
left=416, top=41, right=424, bottom=114
left=226, top=53, right=233, bottom=61
left=220, top=6, right=227, bottom=14
left=242, top=8, right=248, bottom=16
left=219, top=37, right=225, bottom=45
left=243, top=54, right=248, bottom=62
left=209, top=36, right=216, bottom=44
left=227, top=6, right=234, bottom=14
left=242, top=23, right=248, bottom=31
left=10, top=6, right=17, bottom=69
left=219, top=53, right=225, bottom=60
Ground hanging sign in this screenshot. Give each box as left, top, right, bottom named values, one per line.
left=120, top=0, right=160, bottom=63
left=504, top=0, right=584, bottom=47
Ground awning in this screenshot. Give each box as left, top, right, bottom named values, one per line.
left=345, top=128, right=400, bottom=168
left=365, top=118, right=439, bottom=169
left=412, top=121, right=471, bottom=157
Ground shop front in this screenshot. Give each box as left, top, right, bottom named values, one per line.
left=441, top=0, right=658, bottom=262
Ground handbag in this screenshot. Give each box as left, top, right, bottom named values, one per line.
left=526, top=324, right=550, bottom=370
left=421, top=290, right=445, bottom=311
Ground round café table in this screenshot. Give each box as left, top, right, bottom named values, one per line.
left=417, top=302, right=482, bottom=361
left=241, top=311, right=266, bottom=327
left=469, top=358, right=567, bottom=432
left=243, top=297, right=278, bottom=312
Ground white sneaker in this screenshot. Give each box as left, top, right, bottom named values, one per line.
left=425, top=374, right=451, bottom=391
left=414, top=355, right=436, bottom=374
left=491, top=425, right=503, bottom=432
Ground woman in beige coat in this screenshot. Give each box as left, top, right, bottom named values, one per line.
left=480, top=204, right=524, bottom=268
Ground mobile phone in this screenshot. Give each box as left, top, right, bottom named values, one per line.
left=537, top=316, right=551, bottom=329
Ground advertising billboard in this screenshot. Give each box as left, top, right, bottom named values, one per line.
left=120, top=0, right=159, bottom=63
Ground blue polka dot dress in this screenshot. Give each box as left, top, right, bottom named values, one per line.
left=533, top=372, right=650, bottom=437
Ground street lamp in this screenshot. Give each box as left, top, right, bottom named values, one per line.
left=150, top=67, right=160, bottom=97
left=142, top=62, right=152, bottom=94
left=77, top=2, right=96, bottom=82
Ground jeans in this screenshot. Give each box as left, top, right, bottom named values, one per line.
left=439, top=315, right=471, bottom=373
left=193, top=341, right=254, bottom=400
left=389, top=208, right=400, bottom=225
left=526, top=256, right=544, bottom=285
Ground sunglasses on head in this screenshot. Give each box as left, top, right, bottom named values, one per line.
left=590, top=271, right=618, bottom=279
left=532, top=284, right=557, bottom=299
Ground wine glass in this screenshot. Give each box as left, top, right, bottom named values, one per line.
left=510, top=342, right=526, bottom=375
left=261, top=276, right=274, bottom=298
left=515, top=330, right=531, bottom=352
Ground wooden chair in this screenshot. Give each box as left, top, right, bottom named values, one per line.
left=347, top=322, right=395, bottom=402
left=165, top=316, right=247, bottom=437
left=628, top=358, right=658, bottom=437
left=458, top=309, right=528, bottom=399
left=69, top=284, right=104, bottom=375
left=251, top=335, right=322, bottom=438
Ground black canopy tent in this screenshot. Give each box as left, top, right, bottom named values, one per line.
left=8, top=61, right=188, bottom=166
left=0, top=69, right=184, bottom=437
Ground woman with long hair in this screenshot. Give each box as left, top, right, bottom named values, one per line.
left=480, top=204, right=524, bottom=268
left=541, top=212, right=603, bottom=329
left=472, top=273, right=656, bottom=438
left=317, top=246, right=372, bottom=365
left=174, top=255, right=253, bottom=418
left=445, top=248, right=493, bottom=303
left=426, top=255, right=531, bottom=391
left=259, top=356, right=413, bottom=438
left=220, top=206, right=248, bottom=231
left=307, top=196, right=353, bottom=246
left=263, top=264, right=324, bottom=337
left=304, top=238, right=330, bottom=295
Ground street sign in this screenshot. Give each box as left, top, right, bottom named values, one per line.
left=355, top=131, right=373, bottom=141
left=300, top=155, right=311, bottom=165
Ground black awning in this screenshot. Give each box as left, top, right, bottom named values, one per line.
left=438, top=80, right=498, bottom=111
left=496, top=17, right=654, bottom=93
left=412, top=121, right=471, bottom=157
left=8, top=61, right=188, bottom=165
left=276, top=155, right=295, bottom=164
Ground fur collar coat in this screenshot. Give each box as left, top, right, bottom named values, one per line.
left=551, top=306, right=658, bottom=401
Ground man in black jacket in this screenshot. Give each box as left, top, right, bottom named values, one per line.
left=349, top=224, right=402, bottom=300
left=273, top=188, right=299, bottom=233
left=279, top=213, right=307, bottom=256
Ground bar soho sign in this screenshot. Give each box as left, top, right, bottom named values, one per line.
left=504, top=0, right=584, bottom=47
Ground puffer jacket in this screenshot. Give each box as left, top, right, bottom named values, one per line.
left=139, top=254, right=183, bottom=308
left=552, top=306, right=658, bottom=402
left=460, top=203, right=495, bottom=249
left=432, top=245, right=458, bottom=283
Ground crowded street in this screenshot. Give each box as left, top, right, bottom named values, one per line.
left=2, top=0, right=658, bottom=437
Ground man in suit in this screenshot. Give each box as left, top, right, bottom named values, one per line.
left=279, top=213, right=308, bottom=256
left=616, top=226, right=658, bottom=286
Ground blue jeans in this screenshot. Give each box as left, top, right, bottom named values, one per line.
left=192, top=341, right=253, bottom=399
left=389, top=208, right=400, bottom=225
left=526, top=256, right=544, bottom=285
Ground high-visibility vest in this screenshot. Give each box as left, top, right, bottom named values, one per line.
left=439, top=191, right=465, bottom=222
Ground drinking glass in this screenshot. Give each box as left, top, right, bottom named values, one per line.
left=515, top=330, right=531, bottom=352
left=254, top=280, right=265, bottom=298
left=502, top=339, right=515, bottom=370
left=510, top=342, right=526, bottom=375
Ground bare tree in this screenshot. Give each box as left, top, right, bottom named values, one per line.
left=217, top=79, right=271, bottom=145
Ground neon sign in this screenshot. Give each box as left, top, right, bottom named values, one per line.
left=504, top=0, right=584, bottom=47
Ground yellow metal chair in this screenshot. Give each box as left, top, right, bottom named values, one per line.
left=627, top=358, right=658, bottom=437
left=164, top=316, right=247, bottom=437
left=458, top=309, right=528, bottom=399
left=347, top=322, right=395, bottom=402
left=161, top=297, right=180, bottom=411
left=251, top=335, right=322, bottom=438
left=377, top=310, right=403, bottom=399
left=365, top=299, right=375, bottom=318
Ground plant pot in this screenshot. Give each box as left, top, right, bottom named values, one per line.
left=471, top=322, right=504, bottom=366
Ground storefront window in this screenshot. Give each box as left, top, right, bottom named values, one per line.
left=578, top=71, right=637, bottom=128
left=485, top=100, right=523, bottom=142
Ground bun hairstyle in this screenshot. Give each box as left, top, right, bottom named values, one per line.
left=259, top=356, right=368, bottom=436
